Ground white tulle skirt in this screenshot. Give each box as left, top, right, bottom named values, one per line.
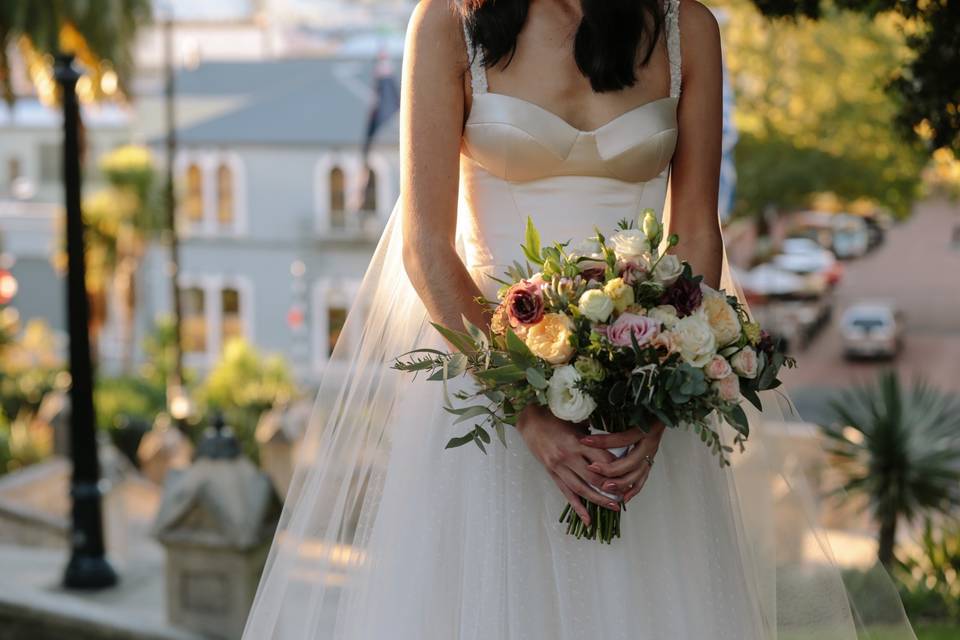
left=242, top=204, right=916, bottom=640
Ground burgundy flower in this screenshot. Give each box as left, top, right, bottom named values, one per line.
left=505, top=280, right=545, bottom=327
left=757, top=330, right=776, bottom=355
left=660, top=276, right=703, bottom=317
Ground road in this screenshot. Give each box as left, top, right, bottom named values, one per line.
left=778, top=198, right=960, bottom=421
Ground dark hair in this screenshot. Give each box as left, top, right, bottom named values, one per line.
left=459, top=0, right=665, bottom=93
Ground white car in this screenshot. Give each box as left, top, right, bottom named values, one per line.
left=840, top=302, right=904, bottom=359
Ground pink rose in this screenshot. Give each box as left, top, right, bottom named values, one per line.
left=617, top=259, right=648, bottom=286
left=704, top=354, right=733, bottom=380
left=505, top=280, right=545, bottom=327
left=713, top=374, right=741, bottom=402
left=731, top=347, right=759, bottom=379
left=607, top=313, right=660, bottom=348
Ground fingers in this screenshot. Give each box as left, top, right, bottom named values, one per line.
left=588, top=432, right=662, bottom=478
left=600, top=464, right=653, bottom=503
left=549, top=471, right=591, bottom=525
left=556, top=467, right=621, bottom=511
left=569, top=456, right=616, bottom=493
left=579, top=427, right=646, bottom=450
left=578, top=445, right=617, bottom=466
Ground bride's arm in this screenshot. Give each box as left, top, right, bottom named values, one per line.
left=666, top=0, right=724, bottom=289
left=400, top=0, right=488, bottom=332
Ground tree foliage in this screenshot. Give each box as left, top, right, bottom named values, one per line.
left=0, top=0, right=152, bottom=104
left=723, top=0, right=928, bottom=217
left=749, top=0, right=960, bottom=153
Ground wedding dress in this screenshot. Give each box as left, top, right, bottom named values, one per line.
left=243, top=2, right=916, bottom=638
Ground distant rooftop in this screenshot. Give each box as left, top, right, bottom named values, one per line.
left=169, top=57, right=400, bottom=147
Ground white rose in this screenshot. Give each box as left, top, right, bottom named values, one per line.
left=578, top=289, right=614, bottom=323
left=610, top=229, right=651, bottom=262
left=672, top=312, right=717, bottom=368
left=713, top=373, right=741, bottom=402
left=730, top=347, right=759, bottom=379
left=700, top=286, right=742, bottom=347
left=647, top=304, right=679, bottom=329
left=652, top=254, right=684, bottom=286
left=704, top=354, right=733, bottom=380
left=547, top=365, right=597, bottom=423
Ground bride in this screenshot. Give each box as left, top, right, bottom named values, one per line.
left=244, top=1, right=916, bottom=638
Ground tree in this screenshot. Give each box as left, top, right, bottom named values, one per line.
left=722, top=0, right=929, bottom=218
left=822, top=371, right=960, bottom=567
left=0, top=0, right=151, bottom=105
left=749, top=0, right=960, bottom=154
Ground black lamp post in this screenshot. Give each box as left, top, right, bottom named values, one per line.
left=56, top=53, right=118, bottom=590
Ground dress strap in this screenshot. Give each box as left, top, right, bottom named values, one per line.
left=462, top=21, right=488, bottom=95
left=664, top=0, right=682, bottom=98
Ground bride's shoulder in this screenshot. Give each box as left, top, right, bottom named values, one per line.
left=405, top=0, right=469, bottom=70
left=407, top=0, right=467, bottom=49
left=676, top=0, right=722, bottom=76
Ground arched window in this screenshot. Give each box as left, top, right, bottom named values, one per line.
left=184, top=163, right=204, bottom=222
left=181, top=286, right=206, bottom=353
left=216, top=163, right=234, bottom=225
left=221, top=286, right=242, bottom=347
left=329, top=166, right=346, bottom=228
left=328, top=306, right=347, bottom=356
left=360, top=167, right=377, bottom=212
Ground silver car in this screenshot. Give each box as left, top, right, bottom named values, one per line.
left=840, top=301, right=904, bottom=359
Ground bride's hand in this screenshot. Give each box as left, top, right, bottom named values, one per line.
left=579, top=422, right=666, bottom=504
left=517, top=405, right=620, bottom=526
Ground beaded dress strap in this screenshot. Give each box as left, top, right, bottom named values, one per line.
left=665, top=0, right=682, bottom=98
left=462, top=21, right=488, bottom=95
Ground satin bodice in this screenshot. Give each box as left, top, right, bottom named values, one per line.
left=457, top=0, right=682, bottom=279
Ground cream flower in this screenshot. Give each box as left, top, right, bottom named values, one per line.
left=602, top=277, right=635, bottom=313
left=578, top=289, right=614, bottom=323
left=672, top=312, right=717, bottom=368
left=647, top=304, right=679, bottom=329
left=525, top=313, right=576, bottom=365
left=547, top=365, right=597, bottom=423
left=651, top=254, right=684, bottom=286
left=700, top=287, right=741, bottom=347
left=609, top=229, right=651, bottom=262
left=731, top=347, right=759, bottom=379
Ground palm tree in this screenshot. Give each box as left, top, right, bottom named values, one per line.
left=0, top=0, right=151, bottom=106
left=822, top=370, right=960, bottom=567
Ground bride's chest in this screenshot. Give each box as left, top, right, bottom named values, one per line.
left=461, top=92, right=679, bottom=184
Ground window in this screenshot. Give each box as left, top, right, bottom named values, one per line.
left=329, top=166, right=346, bottom=228
left=184, top=164, right=204, bottom=222
left=216, top=163, right=234, bottom=225
left=7, top=157, right=21, bottom=188
left=39, top=143, right=59, bottom=183
left=328, top=306, right=347, bottom=356
left=360, top=167, right=377, bottom=212
left=221, top=287, right=242, bottom=347
left=181, top=286, right=206, bottom=353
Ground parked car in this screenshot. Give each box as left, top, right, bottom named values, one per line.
left=789, top=211, right=870, bottom=258
left=840, top=301, right=904, bottom=360
left=773, top=238, right=844, bottom=286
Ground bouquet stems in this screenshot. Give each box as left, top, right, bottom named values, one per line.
left=559, top=500, right=622, bottom=544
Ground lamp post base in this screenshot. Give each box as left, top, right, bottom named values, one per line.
left=63, top=554, right=118, bottom=590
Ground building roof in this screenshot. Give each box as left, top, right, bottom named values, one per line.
left=172, top=57, right=400, bottom=147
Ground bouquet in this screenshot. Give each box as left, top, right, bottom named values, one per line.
left=394, top=210, right=795, bottom=543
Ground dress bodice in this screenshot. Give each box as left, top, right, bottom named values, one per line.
left=457, top=0, right=682, bottom=279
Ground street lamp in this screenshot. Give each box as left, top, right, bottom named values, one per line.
left=55, top=53, right=118, bottom=590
